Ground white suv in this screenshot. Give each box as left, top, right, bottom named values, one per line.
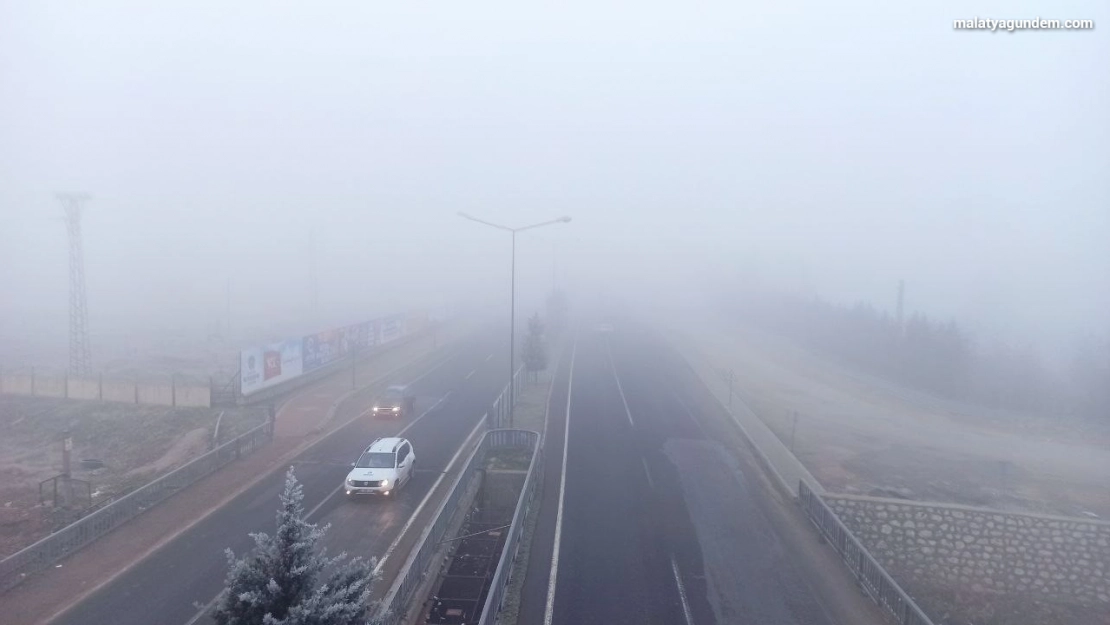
left=345, top=437, right=415, bottom=497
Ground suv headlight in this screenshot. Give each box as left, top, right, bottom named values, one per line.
left=392, top=406, right=399, bottom=412
left=380, top=479, right=389, bottom=487
left=372, top=406, right=380, bottom=411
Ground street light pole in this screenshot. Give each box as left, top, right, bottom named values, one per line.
left=458, top=212, right=571, bottom=428
left=510, top=230, right=516, bottom=419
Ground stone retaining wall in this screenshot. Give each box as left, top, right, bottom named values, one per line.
left=826, top=494, right=1110, bottom=607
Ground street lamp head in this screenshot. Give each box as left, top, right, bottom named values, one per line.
left=559, top=216, right=572, bottom=223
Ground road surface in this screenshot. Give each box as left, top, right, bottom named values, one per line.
left=48, top=330, right=512, bottom=625
left=518, top=321, right=854, bottom=625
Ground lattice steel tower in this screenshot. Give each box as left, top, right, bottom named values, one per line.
left=58, top=193, right=92, bottom=376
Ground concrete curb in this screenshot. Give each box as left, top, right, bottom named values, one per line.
left=664, top=329, right=825, bottom=500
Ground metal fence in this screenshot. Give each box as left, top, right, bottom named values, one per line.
left=478, top=429, right=543, bottom=625
left=799, top=481, right=935, bottom=625
left=490, top=366, right=525, bottom=429
left=0, top=419, right=274, bottom=592
left=373, top=427, right=541, bottom=625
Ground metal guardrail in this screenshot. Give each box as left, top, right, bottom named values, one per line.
left=490, top=366, right=525, bottom=429
left=0, top=420, right=274, bottom=592
left=373, top=428, right=540, bottom=625
left=376, top=361, right=520, bottom=624
left=479, top=429, right=542, bottom=625
left=799, top=481, right=935, bottom=625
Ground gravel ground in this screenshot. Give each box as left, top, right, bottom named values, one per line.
left=0, top=395, right=265, bottom=558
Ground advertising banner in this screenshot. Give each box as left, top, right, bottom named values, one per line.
left=240, top=338, right=304, bottom=396
left=379, top=315, right=405, bottom=344
left=367, top=319, right=380, bottom=348
left=302, top=328, right=341, bottom=373
left=239, top=311, right=424, bottom=397
left=405, top=311, right=429, bottom=335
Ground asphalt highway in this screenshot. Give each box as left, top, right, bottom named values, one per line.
left=48, top=329, right=512, bottom=625
left=519, top=321, right=837, bottom=625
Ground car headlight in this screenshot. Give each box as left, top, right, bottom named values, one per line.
left=346, top=478, right=355, bottom=485
left=372, top=406, right=380, bottom=411
left=392, top=406, right=400, bottom=412
left=380, top=479, right=389, bottom=487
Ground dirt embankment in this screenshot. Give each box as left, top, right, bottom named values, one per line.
left=680, top=318, right=1110, bottom=519
left=0, top=396, right=264, bottom=558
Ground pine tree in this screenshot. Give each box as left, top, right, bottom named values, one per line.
left=212, top=468, right=374, bottom=625
left=523, top=313, right=548, bottom=380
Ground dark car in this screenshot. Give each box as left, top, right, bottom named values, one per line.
left=372, top=385, right=414, bottom=419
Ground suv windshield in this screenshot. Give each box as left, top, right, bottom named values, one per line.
left=355, top=452, right=395, bottom=469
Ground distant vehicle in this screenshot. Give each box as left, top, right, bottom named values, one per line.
left=372, top=384, right=415, bottom=419
left=345, top=437, right=415, bottom=497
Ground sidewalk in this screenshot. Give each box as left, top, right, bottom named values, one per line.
left=4, top=324, right=474, bottom=625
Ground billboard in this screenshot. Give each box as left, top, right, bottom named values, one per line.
left=239, top=311, right=423, bottom=396
left=379, top=315, right=405, bottom=344
left=240, top=338, right=304, bottom=396
left=302, top=328, right=341, bottom=373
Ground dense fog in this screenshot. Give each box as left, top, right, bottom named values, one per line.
left=1, top=1, right=1106, bottom=375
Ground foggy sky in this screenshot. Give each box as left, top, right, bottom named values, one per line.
left=1, top=1, right=1107, bottom=360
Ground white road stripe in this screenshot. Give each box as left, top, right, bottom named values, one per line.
left=183, top=390, right=454, bottom=625
left=396, top=391, right=451, bottom=437
left=373, top=413, right=487, bottom=575
left=544, top=336, right=577, bottom=625
left=641, top=458, right=656, bottom=490
left=465, top=369, right=476, bottom=380
left=671, top=555, right=696, bottom=625
left=605, top=340, right=636, bottom=428
left=485, top=353, right=493, bottom=362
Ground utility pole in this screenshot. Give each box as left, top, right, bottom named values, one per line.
left=58, top=193, right=92, bottom=376
left=226, top=277, right=232, bottom=339
left=896, top=279, right=905, bottom=333
left=309, top=228, right=319, bottom=325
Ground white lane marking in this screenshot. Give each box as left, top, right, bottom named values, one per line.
left=373, top=413, right=487, bottom=575
left=671, top=555, right=696, bottom=625
left=485, top=353, right=493, bottom=362
left=184, top=391, right=455, bottom=625
left=465, top=369, right=476, bottom=380
left=183, top=478, right=348, bottom=625
left=184, top=597, right=218, bottom=625
left=605, top=340, right=636, bottom=428
left=544, top=336, right=577, bottom=625
left=396, top=392, right=452, bottom=437
left=307, top=485, right=344, bottom=519
left=641, top=458, right=656, bottom=490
